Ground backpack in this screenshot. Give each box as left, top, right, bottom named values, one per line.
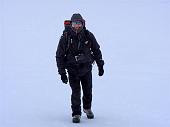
left=63, top=20, right=72, bottom=52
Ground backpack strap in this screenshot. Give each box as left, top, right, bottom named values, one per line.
left=63, top=29, right=91, bottom=55
left=63, top=31, right=71, bottom=54
left=63, top=20, right=72, bottom=53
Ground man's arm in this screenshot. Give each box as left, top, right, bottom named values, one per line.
left=88, top=32, right=104, bottom=67
left=56, top=35, right=67, bottom=75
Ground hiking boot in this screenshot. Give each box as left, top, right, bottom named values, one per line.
left=72, top=115, right=81, bottom=123
left=83, top=109, right=94, bottom=119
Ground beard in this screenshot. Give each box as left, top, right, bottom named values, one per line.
left=71, top=26, right=83, bottom=34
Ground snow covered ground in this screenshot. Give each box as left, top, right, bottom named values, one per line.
left=0, top=0, right=170, bottom=127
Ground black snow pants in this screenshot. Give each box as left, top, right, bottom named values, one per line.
left=68, top=71, right=92, bottom=116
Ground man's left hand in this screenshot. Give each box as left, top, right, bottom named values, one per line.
left=98, top=66, right=104, bottom=76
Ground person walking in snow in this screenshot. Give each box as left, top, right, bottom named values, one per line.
left=56, top=13, right=104, bottom=123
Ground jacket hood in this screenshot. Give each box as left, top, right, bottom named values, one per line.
left=71, top=13, right=85, bottom=23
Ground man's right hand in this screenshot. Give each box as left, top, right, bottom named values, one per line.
left=61, top=73, right=68, bottom=84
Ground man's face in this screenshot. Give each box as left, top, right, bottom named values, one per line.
left=71, top=20, right=83, bottom=33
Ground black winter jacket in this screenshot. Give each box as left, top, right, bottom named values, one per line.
left=56, top=29, right=104, bottom=76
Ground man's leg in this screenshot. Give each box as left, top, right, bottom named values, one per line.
left=81, top=71, right=94, bottom=119
left=69, top=74, right=81, bottom=117
left=81, top=71, right=92, bottom=110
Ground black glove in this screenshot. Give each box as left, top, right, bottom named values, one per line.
left=98, top=65, right=104, bottom=76
left=61, top=73, right=68, bottom=84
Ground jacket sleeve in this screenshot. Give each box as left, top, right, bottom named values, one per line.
left=56, top=35, right=67, bottom=75
left=88, top=32, right=104, bottom=67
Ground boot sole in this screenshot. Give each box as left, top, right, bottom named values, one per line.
left=72, top=120, right=80, bottom=123
left=87, top=115, right=94, bottom=119
left=72, top=119, right=80, bottom=123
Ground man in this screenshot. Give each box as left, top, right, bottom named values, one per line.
left=56, top=13, right=104, bottom=123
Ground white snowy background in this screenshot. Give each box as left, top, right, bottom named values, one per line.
left=0, top=0, right=170, bottom=127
